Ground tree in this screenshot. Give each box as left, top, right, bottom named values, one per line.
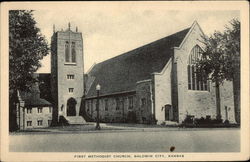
left=9, top=10, right=49, bottom=131
left=196, top=19, right=240, bottom=123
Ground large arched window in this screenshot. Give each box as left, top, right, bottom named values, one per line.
left=71, top=42, right=76, bottom=63
left=67, top=97, right=77, bottom=116
left=65, top=41, right=70, bottom=62
left=187, top=45, right=209, bottom=91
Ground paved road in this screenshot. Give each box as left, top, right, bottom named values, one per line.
left=10, top=128, right=240, bottom=152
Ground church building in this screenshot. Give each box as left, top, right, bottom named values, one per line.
left=48, top=21, right=235, bottom=125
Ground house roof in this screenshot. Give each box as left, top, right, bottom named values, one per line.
left=19, top=87, right=52, bottom=107
left=86, top=27, right=191, bottom=98
left=24, top=97, right=52, bottom=107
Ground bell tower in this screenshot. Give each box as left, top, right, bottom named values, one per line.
left=51, top=23, right=85, bottom=124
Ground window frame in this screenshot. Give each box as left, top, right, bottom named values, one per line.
left=48, top=120, right=52, bottom=126
left=115, top=98, right=120, bottom=110
left=141, top=98, right=146, bottom=107
left=187, top=45, right=209, bottom=91
left=27, top=121, right=32, bottom=126
left=49, top=107, right=52, bottom=113
left=65, top=41, right=70, bottom=63
left=67, top=74, right=75, bottom=80
left=37, top=107, right=43, bottom=113
left=68, top=88, right=74, bottom=93
left=27, top=107, right=32, bottom=114
left=105, top=99, right=108, bottom=111
left=37, top=120, right=43, bottom=126
left=71, top=42, right=76, bottom=63
left=128, top=96, right=134, bottom=109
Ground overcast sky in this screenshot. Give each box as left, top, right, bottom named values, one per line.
left=33, top=3, right=239, bottom=73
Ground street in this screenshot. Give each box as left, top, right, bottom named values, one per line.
left=9, top=128, right=240, bottom=152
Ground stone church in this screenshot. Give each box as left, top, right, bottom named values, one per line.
left=49, top=21, right=235, bottom=125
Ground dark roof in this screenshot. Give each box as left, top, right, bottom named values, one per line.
left=24, top=97, right=52, bottom=107
left=86, top=27, right=191, bottom=98
left=19, top=84, right=52, bottom=107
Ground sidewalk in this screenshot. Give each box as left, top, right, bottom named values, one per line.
left=11, top=122, right=240, bottom=135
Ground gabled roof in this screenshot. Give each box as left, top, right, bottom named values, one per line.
left=86, top=27, right=191, bottom=98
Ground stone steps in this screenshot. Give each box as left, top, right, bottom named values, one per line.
left=66, top=116, right=86, bottom=125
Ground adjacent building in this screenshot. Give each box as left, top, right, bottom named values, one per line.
left=84, top=21, right=236, bottom=124
left=16, top=80, right=53, bottom=129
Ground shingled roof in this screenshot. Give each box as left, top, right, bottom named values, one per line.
left=86, top=27, right=191, bottom=98
left=23, top=97, right=52, bottom=107
left=18, top=82, right=52, bottom=107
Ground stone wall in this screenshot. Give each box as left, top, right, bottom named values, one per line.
left=17, top=106, right=52, bottom=129
left=51, top=30, right=84, bottom=120
left=85, top=93, right=136, bottom=123
left=135, top=80, right=153, bottom=123
left=174, top=22, right=235, bottom=123
left=153, top=59, right=173, bottom=124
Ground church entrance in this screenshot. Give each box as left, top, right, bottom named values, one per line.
left=67, top=98, right=77, bottom=116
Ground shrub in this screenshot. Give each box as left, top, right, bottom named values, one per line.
left=127, top=111, right=137, bottom=123
left=160, top=121, right=166, bottom=126
left=194, top=117, right=205, bottom=125
left=194, top=116, right=223, bottom=125
left=224, top=120, right=230, bottom=125
left=58, top=116, right=69, bottom=126
left=182, top=115, right=194, bottom=124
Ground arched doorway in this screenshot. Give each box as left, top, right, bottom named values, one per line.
left=67, top=98, right=77, bottom=116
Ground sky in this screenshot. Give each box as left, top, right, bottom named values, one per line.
left=33, top=3, right=240, bottom=73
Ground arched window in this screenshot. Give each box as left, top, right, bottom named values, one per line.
left=65, top=41, right=70, bottom=62
left=71, top=42, right=76, bottom=63
left=187, top=45, right=209, bottom=91
left=67, top=97, right=77, bottom=116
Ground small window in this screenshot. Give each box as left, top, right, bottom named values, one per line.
left=27, top=121, right=32, bottom=126
left=90, top=100, right=93, bottom=115
left=38, top=107, right=43, bottom=113
left=116, top=98, right=120, bottom=110
left=49, top=107, right=52, bottom=113
left=27, top=108, right=32, bottom=114
left=37, top=120, right=43, bottom=126
left=65, top=41, right=70, bottom=62
left=141, top=98, right=146, bottom=107
left=128, top=96, right=133, bottom=109
left=67, top=74, right=75, bottom=80
left=71, top=42, right=76, bottom=63
left=69, top=88, right=74, bottom=93
left=105, top=99, right=108, bottom=111
left=48, top=120, right=52, bottom=126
